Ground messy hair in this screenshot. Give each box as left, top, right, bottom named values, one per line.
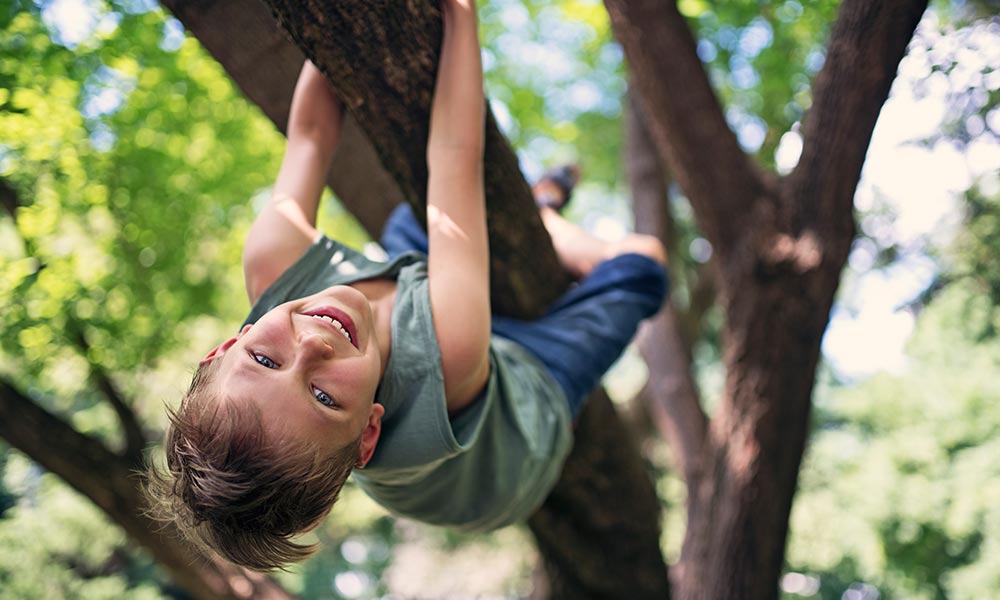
left=145, top=361, right=361, bottom=571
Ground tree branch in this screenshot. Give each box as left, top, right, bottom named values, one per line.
left=528, top=391, right=670, bottom=599
left=0, top=378, right=124, bottom=506
left=65, top=320, right=147, bottom=465
left=604, top=0, right=764, bottom=258
left=789, top=0, right=928, bottom=245
left=625, top=91, right=707, bottom=489
left=0, top=377, right=295, bottom=600
left=0, top=177, right=18, bottom=220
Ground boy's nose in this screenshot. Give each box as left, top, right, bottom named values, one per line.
left=298, top=332, right=335, bottom=360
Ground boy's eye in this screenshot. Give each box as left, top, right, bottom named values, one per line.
left=313, top=386, right=336, bottom=408
left=252, top=352, right=278, bottom=369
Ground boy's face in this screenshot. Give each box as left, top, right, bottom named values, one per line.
left=201, top=285, right=385, bottom=463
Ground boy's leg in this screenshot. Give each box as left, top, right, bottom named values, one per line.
left=492, top=252, right=668, bottom=416
left=539, top=206, right=666, bottom=279
left=380, top=203, right=429, bottom=258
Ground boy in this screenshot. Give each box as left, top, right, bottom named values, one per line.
left=148, top=0, right=667, bottom=572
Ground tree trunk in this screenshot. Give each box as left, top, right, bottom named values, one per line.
left=605, top=0, right=929, bottom=597
left=0, top=379, right=294, bottom=600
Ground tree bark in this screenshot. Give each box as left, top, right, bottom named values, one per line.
left=162, top=0, right=671, bottom=596
left=605, top=0, right=928, bottom=597
left=0, top=379, right=295, bottom=600
left=528, top=390, right=669, bottom=599
left=624, top=90, right=707, bottom=490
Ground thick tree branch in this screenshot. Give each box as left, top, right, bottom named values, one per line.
left=608, top=1, right=929, bottom=597
left=0, top=378, right=124, bottom=506
left=624, top=92, right=707, bottom=487
left=604, top=0, right=764, bottom=258
left=167, top=0, right=571, bottom=317
left=789, top=0, right=928, bottom=244
left=528, top=391, right=670, bottom=599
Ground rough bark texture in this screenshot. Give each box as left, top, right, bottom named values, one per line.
left=527, top=390, right=669, bottom=599
left=162, top=0, right=670, bottom=596
left=0, top=379, right=294, bottom=600
left=605, top=0, right=929, bottom=597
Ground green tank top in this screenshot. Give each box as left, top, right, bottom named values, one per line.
left=245, top=236, right=573, bottom=531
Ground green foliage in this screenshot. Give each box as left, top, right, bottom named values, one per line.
left=0, top=0, right=280, bottom=433
left=787, top=254, right=1000, bottom=598
left=479, top=0, right=843, bottom=180
left=0, top=451, right=167, bottom=600
left=479, top=0, right=624, bottom=185
left=684, top=0, right=840, bottom=162
left=789, top=297, right=1000, bottom=596
left=0, top=0, right=285, bottom=593
left=937, top=182, right=1000, bottom=340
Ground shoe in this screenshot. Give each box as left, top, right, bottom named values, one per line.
left=533, top=164, right=580, bottom=212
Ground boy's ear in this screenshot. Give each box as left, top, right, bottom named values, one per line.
left=200, top=324, right=252, bottom=365
left=356, top=403, right=385, bottom=468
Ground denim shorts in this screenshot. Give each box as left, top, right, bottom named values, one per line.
left=381, top=204, right=668, bottom=416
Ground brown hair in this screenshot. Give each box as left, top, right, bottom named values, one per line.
left=145, top=362, right=361, bottom=571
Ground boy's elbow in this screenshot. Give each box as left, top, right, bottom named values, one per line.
left=439, top=326, right=491, bottom=414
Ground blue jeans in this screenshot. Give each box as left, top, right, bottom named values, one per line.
left=381, top=204, right=668, bottom=416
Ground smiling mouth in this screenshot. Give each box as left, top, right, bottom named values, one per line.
left=303, top=307, right=359, bottom=349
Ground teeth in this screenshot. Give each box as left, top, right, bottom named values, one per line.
left=312, top=314, right=352, bottom=342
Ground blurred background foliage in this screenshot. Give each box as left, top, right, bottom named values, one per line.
left=1, top=0, right=998, bottom=598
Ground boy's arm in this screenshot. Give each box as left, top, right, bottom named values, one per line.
left=243, top=61, right=342, bottom=304
left=426, top=0, right=490, bottom=414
